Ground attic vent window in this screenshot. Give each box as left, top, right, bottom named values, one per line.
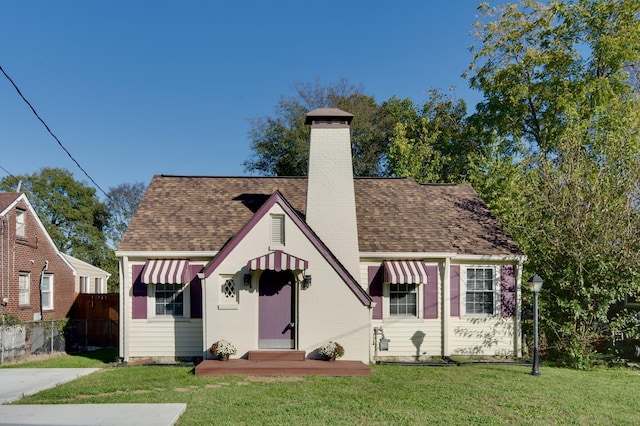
left=271, top=214, right=285, bottom=246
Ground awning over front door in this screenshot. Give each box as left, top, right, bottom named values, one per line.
left=247, top=250, right=308, bottom=272
left=141, top=259, right=190, bottom=284
left=383, top=260, right=428, bottom=284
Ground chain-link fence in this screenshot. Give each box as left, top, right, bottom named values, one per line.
left=0, top=319, right=65, bottom=364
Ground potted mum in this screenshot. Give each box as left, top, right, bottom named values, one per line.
left=318, top=341, right=344, bottom=361
left=209, top=339, right=237, bottom=361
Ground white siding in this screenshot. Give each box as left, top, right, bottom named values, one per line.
left=128, top=319, right=203, bottom=358
left=448, top=317, right=515, bottom=357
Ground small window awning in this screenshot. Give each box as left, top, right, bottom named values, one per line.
left=247, top=250, right=308, bottom=272
left=141, top=259, right=190, bottom=284
left=383, top=260, right=428, bottom=284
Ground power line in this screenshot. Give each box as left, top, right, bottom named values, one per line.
left=0, top=64, right=110, bottom=200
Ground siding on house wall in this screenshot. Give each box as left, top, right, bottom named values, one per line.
left=448, top=317, right=515, bottom=356
left=128, top=318, right=203, bottom=359
left=123, top=261, right=206, bottom=360
left=361, top=260, right=520, bottom=360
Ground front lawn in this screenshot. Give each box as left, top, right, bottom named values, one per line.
left=10, top=359, right=640, bottom=425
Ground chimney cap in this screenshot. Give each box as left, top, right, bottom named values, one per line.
left=305, top=108, right=354, bottom=125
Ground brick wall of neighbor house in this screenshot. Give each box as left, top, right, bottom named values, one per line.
left=1, top=198, right=75, bottom=322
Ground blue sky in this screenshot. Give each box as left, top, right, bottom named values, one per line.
left=0, top=1, right=501, bottom=199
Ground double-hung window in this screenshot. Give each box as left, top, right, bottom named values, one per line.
left=19, top=272, right=30, bottom=305
left=155, top=283, right=184, bottom=317
left=41, top=274, right=53, bottom=310
left=16, top=209, right=25, bottom=238
left=466, top=267, right=495, bottom=315
left=390, top=283, right=417, bottom=317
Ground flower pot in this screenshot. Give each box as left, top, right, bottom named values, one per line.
left=219, top=354, right=229, bottom=361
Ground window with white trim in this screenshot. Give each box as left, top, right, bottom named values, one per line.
left=465, top=267, right=496, bottom=315
left=218, top=275, right=239, bottom=306
left=271, top=214, right=285, bottom=246
left=41, top=274, right=53, bottom=310
left=95, top=277, right=104, bottom=293
left=16, top=209, right=25, bottom=238
left=154, top=283, right=185, bottom=317
left=389, top=283, right=418, bottom=317
left=19, top=272, right=30, bottom=305
left=79, top=276, right=89, bottom=293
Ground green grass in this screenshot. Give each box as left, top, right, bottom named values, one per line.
left=1, top=348, right=118, bottom=368
left=8, top=356, right=640, bottom=425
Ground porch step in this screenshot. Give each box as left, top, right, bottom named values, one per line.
left=248, top=350, right=306, bottom=361
left=195, top=359, right=371, bottom=377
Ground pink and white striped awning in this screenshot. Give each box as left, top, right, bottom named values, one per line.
left=141, top=259, right=190, bottom=284
left=383, top=260, right=428, bottom=284
left=247, top=250, right=308, bottom=272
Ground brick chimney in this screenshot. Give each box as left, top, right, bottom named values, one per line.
left=305, top=108, right=360, bottom=279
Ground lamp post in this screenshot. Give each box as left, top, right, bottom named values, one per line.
left=528, top=274, right=544, bottom=376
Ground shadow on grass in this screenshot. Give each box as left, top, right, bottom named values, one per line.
left=69, top=347, right=119, bottom=364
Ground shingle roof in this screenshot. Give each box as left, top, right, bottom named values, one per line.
left=118, top=175, right=522, bottom=256
left=0, top=192, right=21, bottom=213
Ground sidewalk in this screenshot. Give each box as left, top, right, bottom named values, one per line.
left=0, top=369, right=186, bottom=426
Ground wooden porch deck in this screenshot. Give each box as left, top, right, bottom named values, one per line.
left=194, top=350, right=371, bottom=377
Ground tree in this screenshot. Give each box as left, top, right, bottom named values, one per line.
left=243, top=78, right=396, bottom=177
left=0, top=167, right=118, bottom=291
left=468, top=0, right=640, bottom=367
left=105, top=182, right=146, bottom=249
left=386, top=89, right=474, bottom=183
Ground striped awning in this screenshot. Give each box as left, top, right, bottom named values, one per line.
left=383, top=260, right=428, bottom=284
left=247, top=250, right=308, bottom=272
left=141, top=259, right=190, bottom=284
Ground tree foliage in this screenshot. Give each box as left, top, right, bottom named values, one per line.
left=105, top=182, right=146, bottom=249
left=245, top=78, right=482, bottom=183
left=387, top=89, right=476, bottom=183
left=469, top=0, right=640, bottom=367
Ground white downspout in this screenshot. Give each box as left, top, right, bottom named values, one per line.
left=442, top=257, right=451, bottom=357
left=119, top=256, right=128, bottom=362
left=200, top=272, right=207, bottom=359
left=515, top=258, right=525, bottom=357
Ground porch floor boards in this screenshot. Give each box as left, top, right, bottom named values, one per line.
left=194, top=358, right=371, bottom=377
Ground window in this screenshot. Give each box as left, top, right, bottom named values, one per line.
left=41, top=274, right=53, bottom=310
left=223, top=278, right=236, bottom=299
left=466, top=267, right=495, bottom=315
left=79, top=276, right=89, bottom=293
left=95, top=277, right=104, bottom=293
left=271, top=214, right=285, bottom=246
left=19, top=273, right=30, bottom=305
left=16, top=209, right=25, bottom=238
left=155, top=283, right=184, bottom=316
left=390, top=283, right=417, bottom=317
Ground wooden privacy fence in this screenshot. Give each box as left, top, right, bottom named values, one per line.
left=68, top=293, right=119, bottom=350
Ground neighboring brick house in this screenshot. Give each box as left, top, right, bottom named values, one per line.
left=0, top=192, right=75, bottom=321
left=117, top=108, right=526, bottom=363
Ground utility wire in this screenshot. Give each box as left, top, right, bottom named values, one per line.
left=0, top=64, right=110, bottom=200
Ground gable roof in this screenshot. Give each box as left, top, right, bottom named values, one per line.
left=202, top=190, right=372, bottom=306
left=0, top=192, right=75, bottom=270
left=118, top=175, right=522, bottom=256
left=0, top=192, right=23, bottom=215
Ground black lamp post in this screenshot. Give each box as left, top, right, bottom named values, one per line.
left=528, top=274, right=544, bottom=376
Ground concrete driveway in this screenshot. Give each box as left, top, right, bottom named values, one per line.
left=0, top=368, right=186, bottom=425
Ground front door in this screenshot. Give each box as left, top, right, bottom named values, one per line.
left=258, top=270, right=295, bottom=349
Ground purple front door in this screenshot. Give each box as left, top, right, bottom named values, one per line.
left=259, top=270, right=295, bottom=349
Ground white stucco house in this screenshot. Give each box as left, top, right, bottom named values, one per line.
left=116, top=108, right=526, bottom=364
